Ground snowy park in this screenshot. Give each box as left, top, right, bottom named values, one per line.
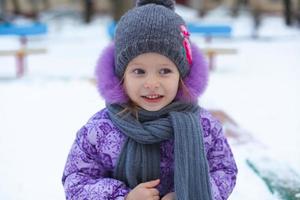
left=1, top=3, right=300, bottom=200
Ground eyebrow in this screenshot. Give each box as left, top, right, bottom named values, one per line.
left=160, top=63, right=173, bottom=66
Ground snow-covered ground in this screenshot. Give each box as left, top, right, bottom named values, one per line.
left=1, top=6, right=300, bottom=200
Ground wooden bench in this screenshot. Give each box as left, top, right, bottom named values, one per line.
left=106, top=21, right=237, bottom=71
left=187, top=23, right=233, bottom=42
left=187, top=23, right=237, bottom=70
left=0, top=22, right=47, bottom=77
left=0, top=48, right=47, bottom=77
left=108, top=22, right=233, bottom=42
left=201, top=48, right=237, bottom=70
left=107, top=21, right=116, bottom=39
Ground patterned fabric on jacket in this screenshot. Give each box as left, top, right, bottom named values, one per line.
left=62, top=108, right=238, bottom=200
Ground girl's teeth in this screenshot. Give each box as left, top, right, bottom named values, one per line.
left=146, top=95, right=160, bottom=99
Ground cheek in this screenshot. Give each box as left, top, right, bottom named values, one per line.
left=124, top=78, right=138, bottom=96
left=167, top=79, right=180, bottom=96
left=172, top=83, right=180, bottom=95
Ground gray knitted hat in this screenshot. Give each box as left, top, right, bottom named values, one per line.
left=115, top=0, right=192, bottom=78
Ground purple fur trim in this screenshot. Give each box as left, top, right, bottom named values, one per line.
left=95, top=43, right=129, bottom=103
left=176, top=43, right=209, bottom=102
left=95, top=43, right=208, bottom=104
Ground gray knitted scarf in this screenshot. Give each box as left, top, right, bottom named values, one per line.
left=107, top=102, right=212, bottom=200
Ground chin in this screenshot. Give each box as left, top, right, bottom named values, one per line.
left=145, top=107, right=162, bottom=112
left=141, top=105, right=165, bottom=112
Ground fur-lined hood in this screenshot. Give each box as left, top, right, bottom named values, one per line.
left=95, top=43, right=209, bottom=104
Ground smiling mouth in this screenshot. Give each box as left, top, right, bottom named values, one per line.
left=141, top=94, right=164, bottom=101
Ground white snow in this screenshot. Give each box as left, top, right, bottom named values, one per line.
left=1, top=5, right=300, bottom=200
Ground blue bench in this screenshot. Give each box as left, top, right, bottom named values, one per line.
left=106, top=21, right=235, bottom=70
left=0, top=22, right=47, bottom=36
left=0, top=22, right=48, bottom=77
left=187, top=23, right=232, bottom=40
left=187, top=23, right=236, bottom=70
left=107, top=21, right=232, bottom=39
left=107, top=21, right=116, bottom=39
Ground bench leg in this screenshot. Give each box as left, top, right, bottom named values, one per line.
left=15, top=36, right=28, bottom=78
left=208, top=53, right=216, bottom=71
left=16, top=51, right=25, bottom=78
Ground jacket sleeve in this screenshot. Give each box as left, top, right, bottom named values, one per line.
left=201, top=111, right=238, bottom=200
left=62, top=122, right=130, bottom=200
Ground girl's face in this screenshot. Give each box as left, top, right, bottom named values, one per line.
left=124, top=53, right=180, bottom=111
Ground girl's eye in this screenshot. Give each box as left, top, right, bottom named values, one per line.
left=159, top=68, right=172, bottom=75
left=132, top=68, right=145, bottom=75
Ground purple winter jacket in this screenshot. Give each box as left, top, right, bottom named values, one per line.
left=62, top=107, right=237, bottom=200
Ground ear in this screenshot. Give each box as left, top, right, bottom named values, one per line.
left=176, top=43, right=209, bottom=102
left=95, top=43, right=129, bottom=104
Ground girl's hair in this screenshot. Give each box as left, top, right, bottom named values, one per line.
left=117, top=78, right=192, bottom=119
left=117, top=100, right=140, bottom=120
left=179, top=78, right=192, bottom=103
left=116, top=76, right=140, bottom=119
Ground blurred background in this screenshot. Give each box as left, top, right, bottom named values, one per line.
left=1, top=0, right=300, bottom=199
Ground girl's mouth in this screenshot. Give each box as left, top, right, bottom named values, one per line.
left=141, top=94, right=164, bottom=103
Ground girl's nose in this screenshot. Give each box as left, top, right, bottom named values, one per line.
left=144, top=76, right=160, bottom=90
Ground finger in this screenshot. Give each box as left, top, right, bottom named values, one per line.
left=148, top=188, right=159, bottom=196
left=161, top=196, right=170, bottom=200
left=161, top=195, right=169, bottom=200
left=152, top=195, right=160, bottom=200
left=148, top=188, right=160, bottom=196
left=139, top=179, right=160, bottom=188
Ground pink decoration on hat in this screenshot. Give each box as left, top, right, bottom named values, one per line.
left=180, top=25, right=192, bottom=65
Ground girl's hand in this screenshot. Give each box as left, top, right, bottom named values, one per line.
left=125, top=179, right=160, bottom=200
left=161, top=192, right=175, bottom=200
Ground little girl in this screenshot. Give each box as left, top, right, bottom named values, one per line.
left=62, top=0, right=238, bottom=199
